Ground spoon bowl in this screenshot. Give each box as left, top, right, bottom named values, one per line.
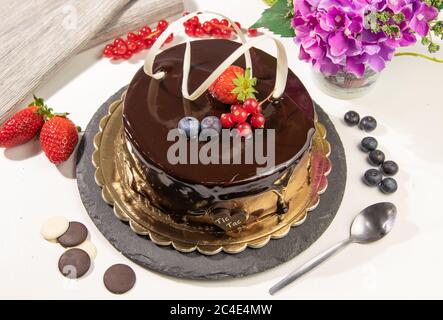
left=350, top=202, right=397, bottom=244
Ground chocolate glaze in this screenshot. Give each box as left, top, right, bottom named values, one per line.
left=123, top=39, right=315, bottom=215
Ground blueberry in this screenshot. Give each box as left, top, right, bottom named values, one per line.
left=344, top=111, right=360, bottom=126
left=359, top=116, right=377, bottom=132
left=363, top=169, right=383, bottom=187
left=201, top=116, right=222, bottom=133
left=368, top=149, right=385, bottom=166
left=381, top=160, right=399, bottom=176
left=360, top=137, right=378, bottom=152
left=178, top=117, right=200, bottom=139
left=380, top=177, right=398, bottom=194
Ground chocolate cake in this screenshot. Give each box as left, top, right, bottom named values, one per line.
left=116, top=39, right=316, bottom=234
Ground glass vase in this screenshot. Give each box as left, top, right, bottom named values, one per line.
left=313, top=66, right=380, bottom=99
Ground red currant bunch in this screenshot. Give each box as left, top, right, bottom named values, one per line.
left=102, top=19, right=173, bottom=60
left=182, top=15, right=258, bottom=40
left=219, top=98, right=266, bottom=137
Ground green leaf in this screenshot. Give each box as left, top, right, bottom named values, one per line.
left=262, top=0, right=278, bottom=6
left=251, top=0, right=295, bottom=38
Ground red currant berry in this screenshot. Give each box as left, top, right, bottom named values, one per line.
left=234, top=22, right=242, bottom=29
left=210, top=18, right=220, bottom=25
left=250, top=113, right=266, bottom=128
left=248, top=28, right=258, bottom=37
left=236, top=123, right=252, bottom=138
left=220, top=19, right=229, bottom=26
left=127, top=32, right=139, bottom=41
left=157, top=19, right=168, bottom=30
left=151, top=35, right=159, bottom=42
left=138, top=26, right=152, bottom=39
left=195, top=27, right=205, bottom=37
left=243, top=98, right=261, bottom=114
left=123, top=50, right=133, bottom=60
left=221, top=29, right=232, bottom=39
left=220, top=113, right=235, bottom=129
left=126, top=40, right=137, bottom=51
left=112, top=48, right=122, bottom=59
left=103, top=48, right=114, bottom=58
left=135, top=40, right=145, bottom=51
left=165, top=33, right=174, bottom=43
left=230, top=104, right=245, bottom=114
left=203, top=21, right=212, bottom=34
left=190, top=16, right=200, bottom=25
left=116, top=42, right=127, bottom=55
left=231, top=107, right=248, bottom=124
left=114, top=38, right=125, bottom=46
left=211, top=27, right=221, bottom=37
left=144, top=38, right=154, bottom=48
left=185, top=25, right=196, bottom=36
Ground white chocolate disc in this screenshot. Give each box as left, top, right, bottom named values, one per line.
left=74, top=240, right=97, bottom=260
left=40, top=216, right=69, bottom=241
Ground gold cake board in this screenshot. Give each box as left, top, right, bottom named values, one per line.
left=93, top=94, right=332, bottom=255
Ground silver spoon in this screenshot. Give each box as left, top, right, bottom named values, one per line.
left=269, top=202, right=397, bottom=295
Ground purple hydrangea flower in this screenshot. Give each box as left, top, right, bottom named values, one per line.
left=410, top=2, right=438, bottom=36
left=292, top=0, right=439, bottom=77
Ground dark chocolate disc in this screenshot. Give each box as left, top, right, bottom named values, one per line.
left=58, top=248, right=91, bottom=279
left=57, top=221, right=88, bottom=248
left=103, top=264, right=136, bottom=294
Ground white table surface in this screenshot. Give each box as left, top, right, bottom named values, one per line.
left=1, top=0, right=442, bottom=300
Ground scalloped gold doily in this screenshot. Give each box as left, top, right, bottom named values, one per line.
left=92, top=94, right=331, bottom=255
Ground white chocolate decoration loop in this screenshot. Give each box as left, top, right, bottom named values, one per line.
left=182, top=35, right=288, bottom=101
left=144, top=11, right=289, bottom=101
left=144, top=11, right=252, bottom=80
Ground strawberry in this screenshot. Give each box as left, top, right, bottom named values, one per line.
left=208, top=66, right=257, bottom=105
left=0, top=96, right=51, bottom=148
left=40, top=116, right=79, bottom=164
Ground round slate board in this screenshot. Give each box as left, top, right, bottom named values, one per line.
left=76, top=87, right=347, bottom=280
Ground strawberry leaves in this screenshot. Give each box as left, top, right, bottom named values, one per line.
left=231, top=68, right=258, bottom=102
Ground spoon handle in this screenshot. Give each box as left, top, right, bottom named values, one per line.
left=269, top=239, right=352, bottom=295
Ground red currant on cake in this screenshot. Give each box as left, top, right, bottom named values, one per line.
left=230, top=104, right=245, bottom=114
left=243, top=98, right=262, bottom=114
left=220, top=113, right=235, bottom=128
left=251, top=113, right=266, bottom=128
left=236, top=123, right=252, bottom=138
left=231, top=107, right=249, bottom=124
